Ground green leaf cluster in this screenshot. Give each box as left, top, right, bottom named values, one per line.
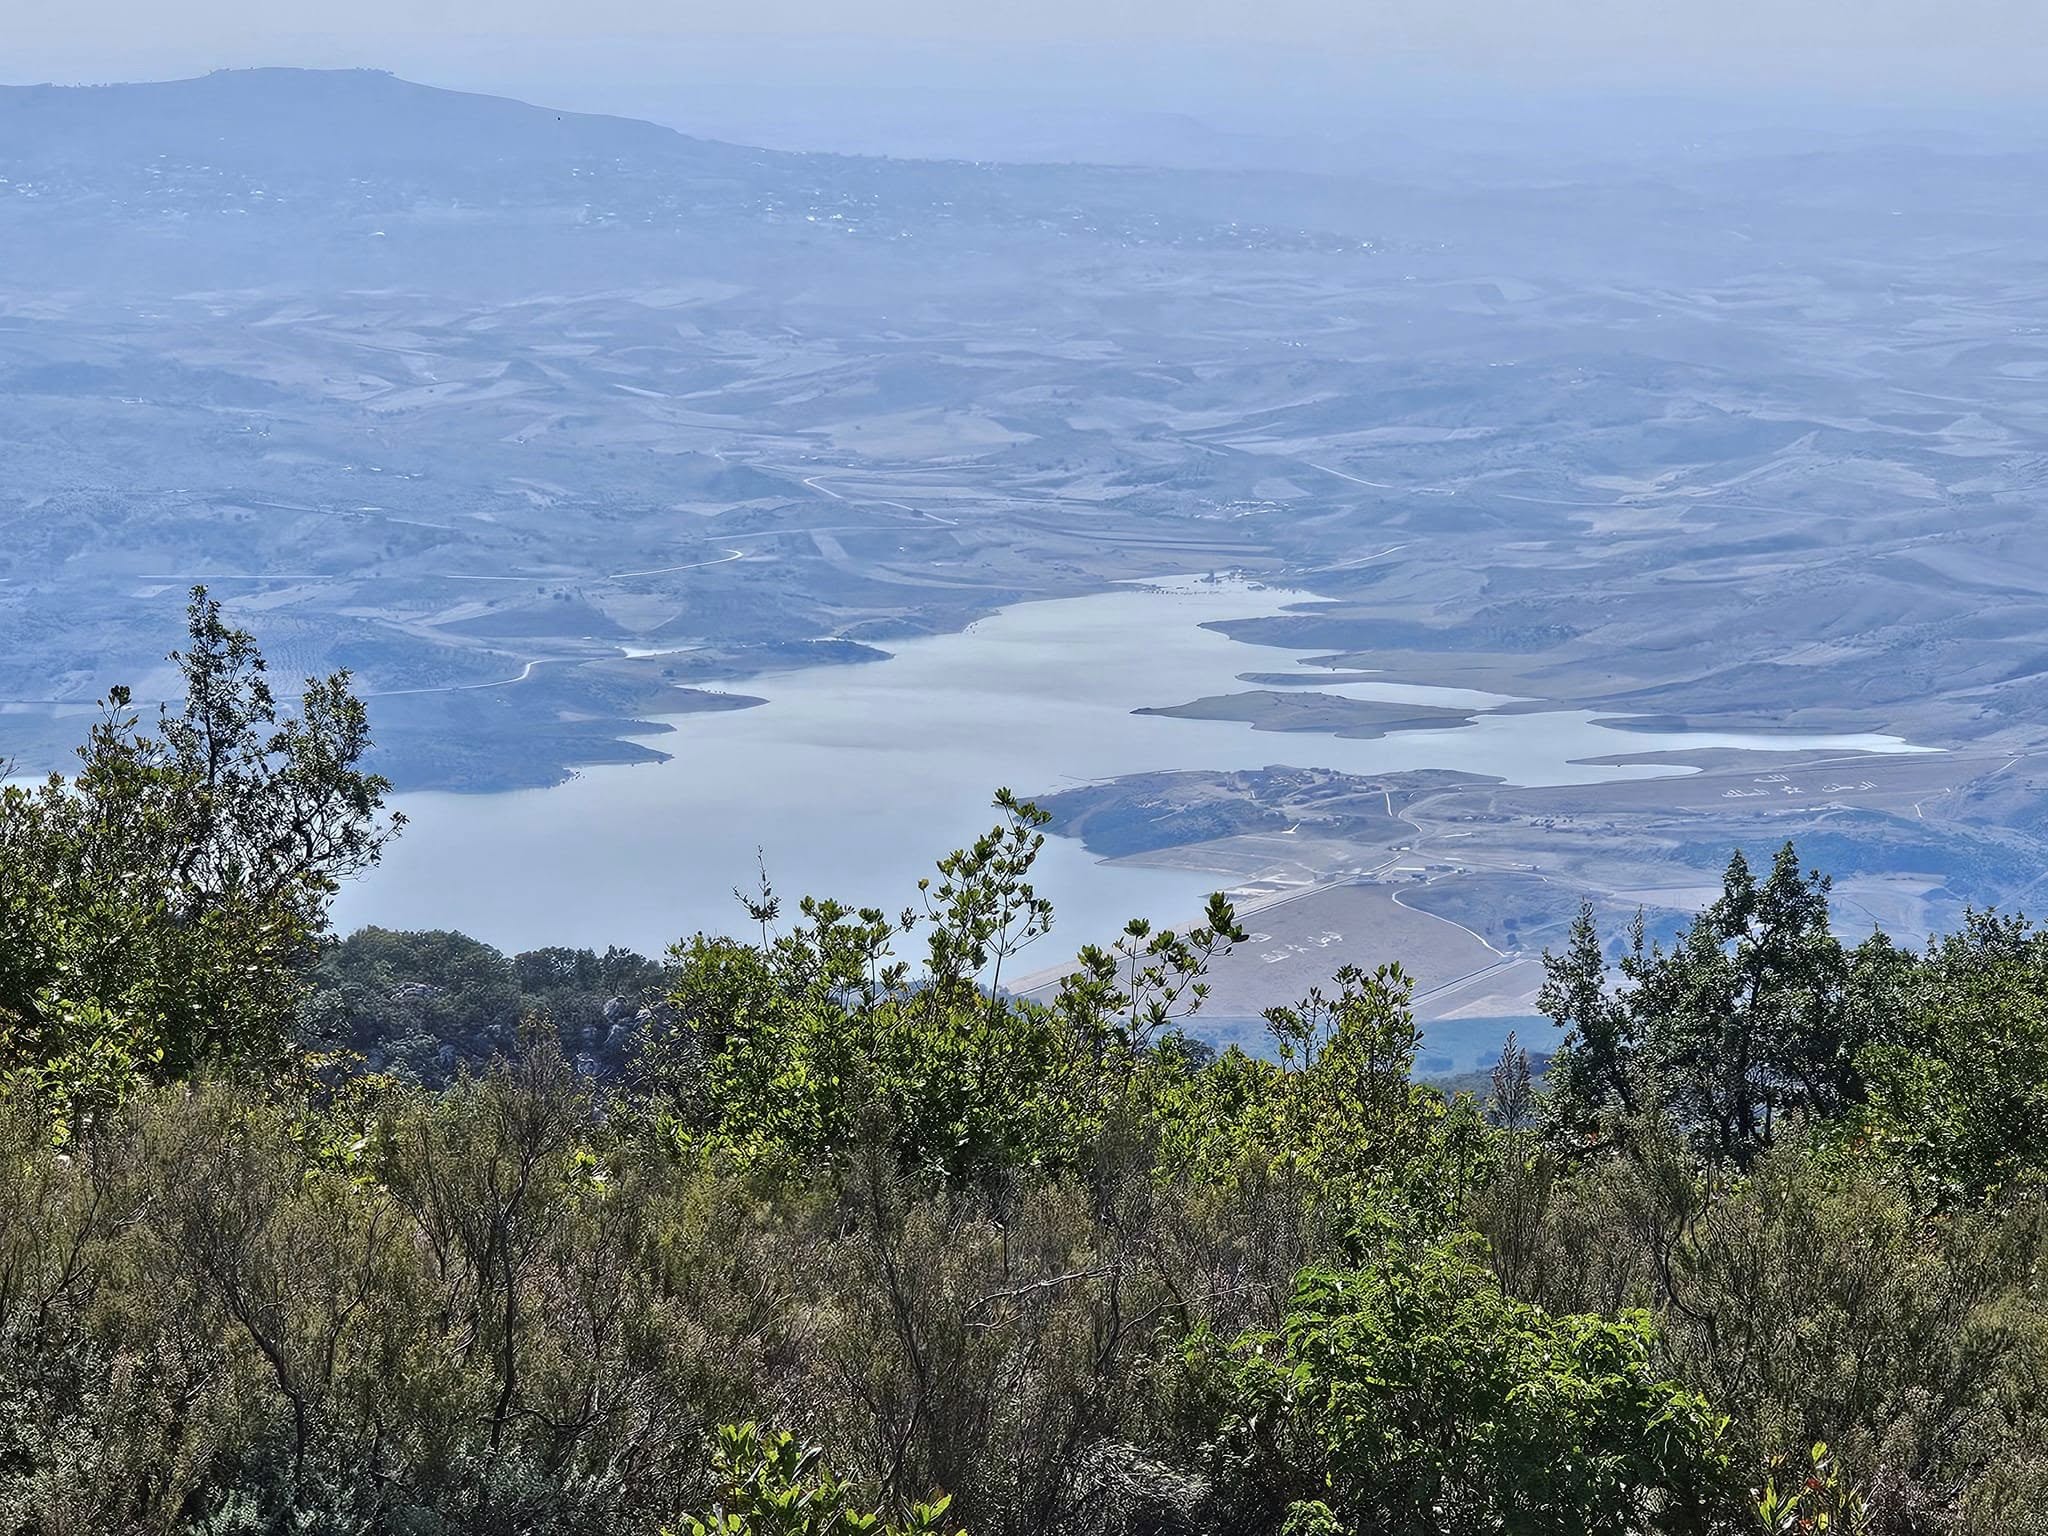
left=0, top=587, right=399, bottom=1127
left=1192, top=1238, right=1732, bottom=1535
left=669, top=1422, right=962, bottom=1536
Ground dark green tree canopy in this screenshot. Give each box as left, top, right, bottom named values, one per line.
left=0, top=586, right=400, bottom=1113
left=1540, top=845, right=1879, bottom=1168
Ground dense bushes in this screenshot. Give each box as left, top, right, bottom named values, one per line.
left=3, top=903, right=2039, bottom=1533
left=1190, top=1244, right=1730, bottom=1535
left=3, top=599, right=2046, bottom=1534
left=0, top=1049, right=1320, bottom=1532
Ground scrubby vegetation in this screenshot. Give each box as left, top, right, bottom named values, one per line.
left=1, top=594, right=2044, bottom=1535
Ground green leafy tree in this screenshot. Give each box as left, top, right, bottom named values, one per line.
left=1536, top=902, right=1637, bottom=1144
left=1541, top=846, right=1872, bottom=1169
left=1193, top=1239, right=1734, bottom=1535
left=1125, top=961, right=1487, bottom=1253
left=0, top=587, right=400, bottom=1116
left=1050, top=893, right=1248, bottom=1060
left=1268, top=963, right=1488, bottom=1242
left=1855, top=909, right=2048, bottom=1202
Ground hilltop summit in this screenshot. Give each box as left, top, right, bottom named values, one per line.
left=0, top=66, right=746, bottom=174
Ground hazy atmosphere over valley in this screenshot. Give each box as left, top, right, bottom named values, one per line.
left=6, top=17, right=2048, bottom=1059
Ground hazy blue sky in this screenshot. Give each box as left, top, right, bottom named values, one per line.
left=8, top=0, right=2045, bottom=161
left=13, top=0, right=2047, bottom=84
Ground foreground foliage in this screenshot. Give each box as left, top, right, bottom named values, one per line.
left=0, top=587, right=398, bottom=1129
left=1192, top=1243, right=1731, bottom=1535
left=669, top=1423, right=963, bottom=1536
left=1, top=603, right=2044, bottom=1534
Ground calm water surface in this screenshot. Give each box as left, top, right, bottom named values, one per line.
left=335, top=580, right=1927, bottom=955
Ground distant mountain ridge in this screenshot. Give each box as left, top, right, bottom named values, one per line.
left=0, top=66, right=761, bottom=175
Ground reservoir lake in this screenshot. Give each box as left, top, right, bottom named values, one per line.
left=334, top=579, right=1928, bottom=957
